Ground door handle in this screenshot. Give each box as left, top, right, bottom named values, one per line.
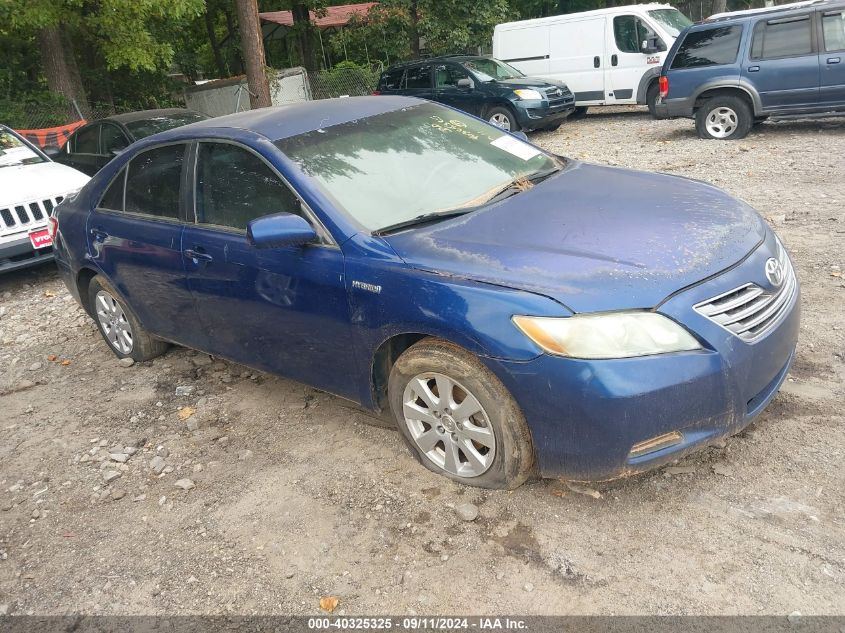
left=183, top=248, right=213, bottom=263
left=611, top=54, right=618, bottom=67
left=748, top=65, right=760, bottom=72
left=594, top=56, right=600, bottom=68
left=90, top=228, right=108, bottom=241
left=828, top=57, right=841, bottom=64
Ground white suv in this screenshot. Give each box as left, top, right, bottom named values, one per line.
left=1, top=125, right=89, bottom=273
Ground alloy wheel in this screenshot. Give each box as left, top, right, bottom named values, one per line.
left=705, top=106, right=738, bottom=138
left=489, top=113, right=512, bottom=131
left=402, top=372, right=496, bottom=478
left=95, top=290, right=134, bottom=355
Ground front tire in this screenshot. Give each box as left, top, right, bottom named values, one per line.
left=646, top=81, right=660, bottom=118
left=388, top=338, right=534, bottom=489
left=486, top=106, right=519, bottom=132
left=88, top=275, right=169, bottom=362
left=695, top=95, right=753, bottom=140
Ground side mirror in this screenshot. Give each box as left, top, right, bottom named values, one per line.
left=43, top=145, right=62, bottom=158
left=511, top=130, right=529, bottom=141
left=641, top=37, right=659, bottom=54
left=457, top=78, right=474, bottom=90
left=247, top=212, right=317, bottom=249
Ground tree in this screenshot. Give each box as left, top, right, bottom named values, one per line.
left=236, top=0, right=272, bottom=108
left=36, top=25, right=90, bottom=116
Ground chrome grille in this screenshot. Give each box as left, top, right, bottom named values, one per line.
left=694, top=242, right=796, bottom=343
left=0, top=195, right=65, bottom=235
left=545, top=85, right=575, bottom=109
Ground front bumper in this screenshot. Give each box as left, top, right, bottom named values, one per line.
left=486, top=237, right=801, bottom=481
left=514, top=100, right=576, bottom=131
left=0, top=233, right=54, bottom=274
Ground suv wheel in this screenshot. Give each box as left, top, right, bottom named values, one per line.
left=486, top=106, right=519, bottom=131
left=388, top=338, right=534, bottom=489
left=695, top=95, right=752, bottom=140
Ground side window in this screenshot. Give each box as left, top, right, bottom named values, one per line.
left=671, top=25, right=743, bottom=69
left=195, top=142, right=301, bottom=231
left=124, top=144, right=185, bottom=219
left=614, top=15, right=640, bottom=53
left=822, top=11, right=845, bottom=52
left=101, top=124, right=129, bottom=155
left=99, top=169, right=125, bottom=211
left=750, top=15, right=813, bottom=60
left=74, top=125, right=99, bottom=154
left=434, top=64, right=470, bottom=88
left=404, top=65, right=432, bottom=90
left=379, top=68, right=405, bottom=91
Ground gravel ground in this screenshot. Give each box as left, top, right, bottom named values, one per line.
left=0, top=107, right=843, bottom=617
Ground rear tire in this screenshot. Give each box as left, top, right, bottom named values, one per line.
left=542, top=122, right=562, bottom=132
left=695, top=95, right=753, bottom=140
left=88, top=275, right=169, bottom=362
left=646, top=81, right=660, bottom=118
left=388, top=338, right=534, bottom=489
left=486, top=106, right=520, bottom=131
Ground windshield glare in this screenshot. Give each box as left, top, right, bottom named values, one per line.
left=648, top=8, right=693, bottom=37
left=125, top=112, right=207, bottom=139
left=0, top=129, right=45, bottom=168
left=461, top=58, right=524, bottom=82
left=276, top=103, right=561, bottom=232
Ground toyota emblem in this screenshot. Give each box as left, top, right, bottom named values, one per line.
left=764, top=257, right=784, bottom=287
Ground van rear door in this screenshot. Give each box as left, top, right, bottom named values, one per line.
left=548, top=17, right=607, bottom=103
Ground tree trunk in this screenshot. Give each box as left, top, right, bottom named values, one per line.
left=712, top=0, right=728, bottom=14
left=37, top=25, right=91, bottom=119
left=409, top=0, right=420, bottom=58
left=225, top=8, right=242, bottom=74
left=292, top=3, right=318, bottom=72
left=235, top=0, right=271, bottom=108
left=205, top=8, right=228, bottom=77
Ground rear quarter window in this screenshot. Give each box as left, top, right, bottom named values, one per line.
left=671, top=25, right=743, bottom=69
left=379, top=68, right=405, bottom=91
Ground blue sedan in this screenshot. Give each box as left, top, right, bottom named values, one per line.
left=50, top=96, right=800, bottom=488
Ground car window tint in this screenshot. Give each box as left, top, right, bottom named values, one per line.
left=74, top=125, right=99, bottom=154
left=124, top=144, right=184, bottom=219
left=99, top=169, right=125, bottom=211
left=196, top=142, right=301, bottom=230
left=101, top=125, right=129, bottom=154
left=614, top=15, right=640, bottom=53
left=434, top=64, right=470, bottom=88
left=404, top=65, right=431, bottom=89
left=671, top=25, right=742, bottom=68
left=751, top=16, right=812, bottom=59
left=822, top=11, right=845, bottom=52
left=379, top=68, right=405, bottom=91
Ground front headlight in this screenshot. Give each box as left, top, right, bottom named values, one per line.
left=512, top=312, right=701, bottom=359
left=513, top=89, right=543, bottom=100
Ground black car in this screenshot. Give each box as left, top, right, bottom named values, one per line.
left=375, top=55, right=575, bottom=132
left=51, top=108, right=208, bottom=176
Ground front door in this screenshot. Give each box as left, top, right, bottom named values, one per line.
left=745, top=13, right=820, bottom=110
left=87, top=143, right=198, bottom=346
left=819, top=8, right=845, bottom=106
left=182, top=141, right=360, bottom=400
left=606, top=14, right=664, bottom=103
left=433, top=63, right=481, bottom=116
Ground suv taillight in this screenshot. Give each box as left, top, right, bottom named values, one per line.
left=47, top=216, right=59, bottom=241
left=659, top=76, right=669, bottom=99
left=371, top=90, right=381, bottom=95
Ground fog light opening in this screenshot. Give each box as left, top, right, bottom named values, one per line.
left=629, top=431, right=684, bottom=458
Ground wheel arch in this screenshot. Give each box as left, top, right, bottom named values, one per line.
left=75, top=266, right=100, bottom=317
left=370, top=332, right=442, bottom=412
left=693, top=84, right=760, bottom=115
left=636, top=67, right=662, bottom=105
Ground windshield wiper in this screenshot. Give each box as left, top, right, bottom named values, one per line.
left=373, top=209, right=472, bottom=236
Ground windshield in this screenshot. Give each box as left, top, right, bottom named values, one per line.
left=648, top=8, right=693, bottom=37
left=276, top=103, right=562, bottom=232
left=0, top=129, right=46, bottom=168
left=461, top=58, right=524, bottom=82
left=125, top=112, right=207, bottom=139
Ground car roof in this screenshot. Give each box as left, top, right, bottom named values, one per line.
left=704, top=0, right=843, bottom=23
left=105, top=108, right=203, bottom=124
left=155, top=95, right=425, bottom=142
left=383, top=55, right=491, bottom=71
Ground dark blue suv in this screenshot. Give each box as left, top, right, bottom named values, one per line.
left=656, top=0, right=845, bottom=139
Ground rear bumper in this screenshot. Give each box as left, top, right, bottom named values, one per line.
left=654, top=95, right=695, bottom=119
left=0, top=234, right=54, bottom=274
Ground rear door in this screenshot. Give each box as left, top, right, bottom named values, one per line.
left=433, top=63, right=481, bottom=116
left=402, top=64, right=435, bottom=101
left=87, top=143, right=199, bottom=346
left=61, top=124, right=102, bottom=176
left=745, top=13, right=820, bottom=110
left=548, top=17, right=606, bottom=103
left=606, top=14, right=665, bottom=103
left=819, top=8, right=845, bottom=107
left=100, top=122, right=131, bottom=168
left=181, top=141, right=360, bottom=399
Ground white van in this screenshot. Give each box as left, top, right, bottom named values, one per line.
left=493, top=4, right=692, bottom=116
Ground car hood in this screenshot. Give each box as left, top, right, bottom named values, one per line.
left=0, top=161, right=90, bottom=208
left=382, top=161, right=766, bottom=313
left=493, top=77, right=561, bottom=90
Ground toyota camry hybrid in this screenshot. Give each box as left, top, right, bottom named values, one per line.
left=51, top=96, right=800, bottom=489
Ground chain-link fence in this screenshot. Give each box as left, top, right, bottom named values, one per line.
left=306, top=66, right=381, bottom=100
